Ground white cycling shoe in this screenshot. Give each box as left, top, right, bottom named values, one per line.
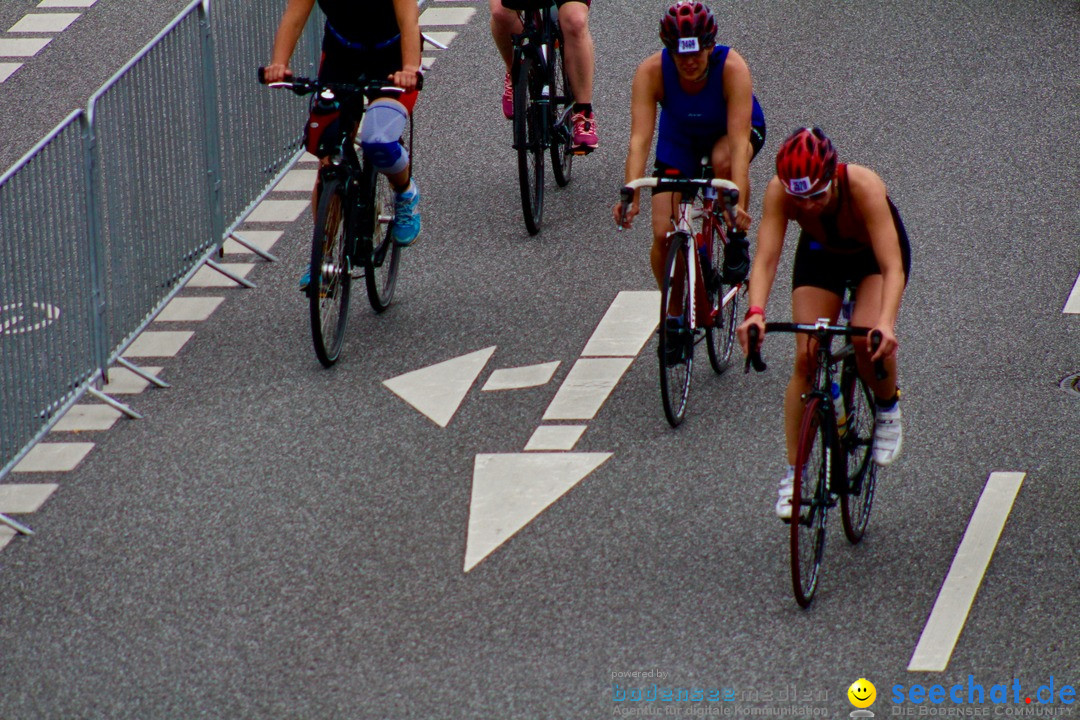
left=775, top=467, right=796, bottom=520
left=873, top=402, right=903, bottom=466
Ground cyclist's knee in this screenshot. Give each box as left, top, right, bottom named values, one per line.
left=558, top=4, right=590, bottom=40
left=359, top=99, right=409, bottom=175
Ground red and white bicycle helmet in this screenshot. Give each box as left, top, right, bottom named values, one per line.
left=775, top=127, right=837, bottom=197
left=660, top=2, right=717, bottom=54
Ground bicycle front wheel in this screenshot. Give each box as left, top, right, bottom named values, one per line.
left=549, top=38, right=573, bottom=187
left=309, top=176, right=352, bottom=367
left=513, top=55, right=544, bottom=235
left=361, top=164, right=401, bottom=312
left=706, top=225, right=739, bottom=374
left=659, top=233, right=693, bottom=427
left=840, top=356, right=878, bottom=544
left=790, top=395, right=832, bottom=607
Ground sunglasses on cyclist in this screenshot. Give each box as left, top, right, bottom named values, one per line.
left=784, top=180, right=832, bottom=199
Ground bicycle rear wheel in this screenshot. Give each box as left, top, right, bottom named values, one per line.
left=840, top=356, right=878, bottom=543
left=659, top=232, right=693, bottom=427
left=309, top=176, right=352, bottom=367
left=790, top=396, right=831, bottom=607
left=549, top=38, right=573, bottom=187
left=361, top=163, right=401, bottom=312
left=513, top=55, right=544, bottom=235
left=706, top=223, right=739, bottom=374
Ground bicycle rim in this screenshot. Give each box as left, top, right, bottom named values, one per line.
left=363, top=165, right=400, bottom=312
left=706, top=225, right=739, bottom=374
left=841, top=359, right=878, bottom=543
left=791, top=396, right=830, bottom=607
left=659, top=234, right=692, bottom=427
left=514, top=56, right=544, bottom=235
left=309, top=178, right=351, bottom=367
left=549, top=40, right=573, bottom=187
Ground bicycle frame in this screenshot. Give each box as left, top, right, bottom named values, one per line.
left=509, top=6, right=569, bottom=150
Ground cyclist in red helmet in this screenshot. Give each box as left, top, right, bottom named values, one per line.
left=613, top=1, right=766, bottom=296
left=737, top=127, right=911, bottom=519
left=489, top=0, right=598, bottom=152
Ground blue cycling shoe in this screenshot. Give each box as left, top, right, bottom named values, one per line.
left=298, top=266, right=311, bottom=292
left=390, top=180, right=421, bottom=246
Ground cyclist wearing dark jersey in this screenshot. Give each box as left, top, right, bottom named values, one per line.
left=265, top=0, right=423, bottom=288
left=737, top=127, right=910, bottom=519
left=614, top=2, right=765, bottom=308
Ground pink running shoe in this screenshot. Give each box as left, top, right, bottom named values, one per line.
left=502, top=72, right=514, bottom=119
left=571, top=110, right=599, bottom=151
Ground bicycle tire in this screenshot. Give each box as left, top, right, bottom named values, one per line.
left=790, top=395, right=831, bottom=607
left=549, top=38, right=573, bottom=187
left=308, top=176, right=352, bottom=367
left=840, top=356, right=878, bottom=543
left=513, top=55, right=544, bottom=235
left=361, top=162, right=401, bottom=312
left=659, top=232, right=693, bottom=427
left=706, top=222, right=739, bottom=374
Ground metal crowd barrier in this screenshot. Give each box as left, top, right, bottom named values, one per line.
left=0, top=0, right=334, bottom=528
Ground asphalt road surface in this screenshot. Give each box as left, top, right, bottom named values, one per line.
left=1, top=1, right=1077, bottom=718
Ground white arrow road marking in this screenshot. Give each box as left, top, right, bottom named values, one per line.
left=482, top=361, right=559, bottom=391
left=524, top=425, right=586, bottom=451
left=908, top=471, right=1025, bottom=672
left=581, top=290, right=660, bottom=357
left=383, top=346, right=495, bottom=427
left=541, top=357, right=633, bottom=421
left=1064, top=272, right=1080, bottom=313
left=464, top=452, right=612, bottom=572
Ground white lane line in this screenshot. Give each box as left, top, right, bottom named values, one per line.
left=422, top=31, right=457, bottom=47
left=0, top=38, right=52, bottom=56
left=156, top=296, right=224, bottom=322
left=186, top=263, right=254, bottom=287
left=0, top=484, right=59, bottom=512
left=102, top=366, right=163, bottom=395
left=524, top=425, right=586, bottom=451
left=12, top=443, right=94, bottom=473
left=384, top=346, right=495, bottom=427
left=223, top=230, right=281, bottom=256
left=38, top=0, right=98, bottom=7
left=246, top=199, right=309, bottom=223
left=9, top=13, right=79, bottom=33
left=0, top=62, right=21, bottom=82
left=1063, top=272, right=1080, bottom=313
left=420, top=7, right=476, bottom=25
left=908, top=471, right=1025, bottom=672
left=482, top=361, right=559, bottom=391
left=581, top=290, right=659, bottom=357
left=122, top=330, right=194, bottom=358
left=464, top=452, right=611, bottom=572
left=542, top=357, right=633, bottom=421
left=272, top=168, right=317, bottom=193
left=51, top=404, right=121, bottom=432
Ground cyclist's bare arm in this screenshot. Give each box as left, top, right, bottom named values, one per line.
left=737, top=176, right=789, bottom=354
left=391, top=0, right=422, bottom=90
left=848, top=164, right=905, bottom=361
left=266, top=0, right=316, bottom=83
left=722, top=48, right=754, bottom=231
left=614, top=53, right=663, bottom=228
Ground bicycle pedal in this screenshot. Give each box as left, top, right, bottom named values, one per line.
left=571, top=146, right=595, bottom=156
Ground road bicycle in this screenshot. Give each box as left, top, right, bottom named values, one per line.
left=619, top=173, right=749, bottom=427
left=260, top=69, right=420, bottom=367
left=745, top=304, right=885, bottom=607
left=503, top=0, right=577, bottom=235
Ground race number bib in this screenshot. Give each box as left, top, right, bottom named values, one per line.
left=788, top=177, right=812, bottom=195
left=677, top=37, right=700, bottom=53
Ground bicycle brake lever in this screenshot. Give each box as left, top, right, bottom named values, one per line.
left=869, top=330, right=887, bottom=380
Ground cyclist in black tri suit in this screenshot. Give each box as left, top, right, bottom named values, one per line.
left=737, top=127, right=911, bottom=520
left=265, top=0, right=423, bottom=289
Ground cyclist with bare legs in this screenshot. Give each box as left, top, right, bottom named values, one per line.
left=736, top=127, right=910, bottom=519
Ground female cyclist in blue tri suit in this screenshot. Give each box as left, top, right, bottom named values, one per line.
left=265, top=0, right=423, bottom=287
left=613, top=1, right=766, bottom=300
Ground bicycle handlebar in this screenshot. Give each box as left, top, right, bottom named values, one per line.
left=617, top=176, right=739, bottom=229
left=257, top=67, right=424, bottom=95
left=744, top=322, right=886, bottom=380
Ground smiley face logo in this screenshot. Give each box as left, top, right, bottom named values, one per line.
left=848, top=678, right=876, bottom=708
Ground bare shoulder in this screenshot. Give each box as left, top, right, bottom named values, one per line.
left=846, top=163, right=889, bottom=200
left=724, top=47, right=751, bottom=75
left=762, top=175, right=789, bottom=213
left=633, top=52, right=664, bottom=97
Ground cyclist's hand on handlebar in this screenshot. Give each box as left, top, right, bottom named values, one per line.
left=737, top=314, right=765, bottom=357
left=734, top=206, right=753, bottom=233
left=389, top=65, right=422, bottom=91
left=869, top=324, right=898, bottom=363
left=614, top=196, right=639, bottom=230
left=261, top=64, right=292, bottom=84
